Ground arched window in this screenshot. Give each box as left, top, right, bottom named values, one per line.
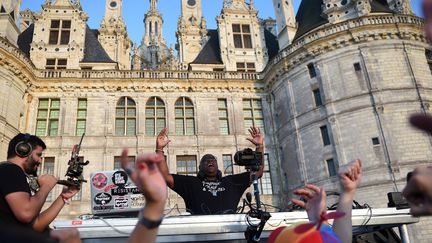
left=115, top=97, right=136, bottom=136
left=175, top=97, right=195, bottom=135
left=145, top=97, right=166, bottom=136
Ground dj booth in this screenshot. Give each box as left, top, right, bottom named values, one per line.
left=53, top=208, right=418, bottom=243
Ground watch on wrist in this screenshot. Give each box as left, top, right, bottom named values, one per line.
left=139, top=215, right=163, bottom=229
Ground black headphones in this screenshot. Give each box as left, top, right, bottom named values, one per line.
left=15, top=133, right=33, bottom=158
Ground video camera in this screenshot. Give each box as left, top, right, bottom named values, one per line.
left=234, top=148, right=262, bottom=171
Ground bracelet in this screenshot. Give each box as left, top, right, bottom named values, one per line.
left=139, top=215, right=163, bottom=229
left=61, top=195, right=70, bottom=205
left=155, top=149, right=164, bottom=154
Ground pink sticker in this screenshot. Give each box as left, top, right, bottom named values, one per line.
left=72, top=220, right=83, bottom=225
left=92, top=173, right=108, bottom=189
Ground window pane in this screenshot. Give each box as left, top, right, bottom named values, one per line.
left=46, top=59, right=55, bottom=65
left=50, top=110, right=59, bottom=119
left=175, top=108, right=183, bottom=117
left=117, top=98, right=125, bottom=106
left=36, top=121, right=46, bottom=136
left=218, top=99, right=227, bottom=108
left=219, top=120, right=229, bottom=135
left=60, top=31, right=70, bottom=44
left=51, top=20, right=60, bottom=28
left=232, top=24, right=241, bottom=32
left=175, top=119, right=184, bottom=135
left=253, top=109, right=263, bottom=118
left=146, top=98, right=155, bottom=106
left=243, top=100, right=251, bottom=108
left=115, top=119, right=125, bottom=135
left=49, top=31, right=58, bottom=44
left=185, top=108, right=194, bottom=117
left=49, top=120, right=58, bottom=136
left=253, top=100, right=262, bottom=108
left=126, top=119, right=136, bottom=135
left=57, top=59, right=67, bottom=66
left=156, top=98, right=164, bottom=106
left=37, top=110, right=48, bottom=119
left=243, top=110, right=253, bottom=118
left=186, top=118, right=194, bottom=135
left=184, top=99, right=193, bottom=106
left=77, top=110, right=87, bottom=118
left=145, top=108, right=155, bottom=116
left=242, top=25, right=250, bottom=33
left=156, top=118, right=165, bottom=131
left=145, top=119, right=155, bottom=136
left=39, top=100, right=49, bottom=109
left=51, top=100, right=60, bottom=108
left=127, top=108, right=136, bottom=117
left=116, top=108, right=125, bottom=117
left=218, top=110, right=228, bottom=117
left=62, top=20, right=71, bottom=28
left=78, top=100, right=87, bottom=109
left=234, top=35, right=242, bottom=48
left=156, top=108, right=165, bottom=117
left=244, top=35, right=252, bottom=48
left=127, top=98, right=136, bottom=106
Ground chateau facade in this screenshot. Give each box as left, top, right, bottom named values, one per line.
left=0, top=0, right=431, bottom=241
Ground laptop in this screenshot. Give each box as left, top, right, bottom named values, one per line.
left=90, top=170, right=145, bottom=216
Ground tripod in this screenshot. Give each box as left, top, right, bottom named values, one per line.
left=244, top=172, right=271, bottom=243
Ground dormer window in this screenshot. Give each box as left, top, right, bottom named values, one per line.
left=49, top=20, right=71, bottom=45
left=232, top=24, right=252, bottom=49
left=46, top=59, right=67, bottom=69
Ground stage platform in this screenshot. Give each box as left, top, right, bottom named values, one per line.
left=53, top=208, right=418, bottom=243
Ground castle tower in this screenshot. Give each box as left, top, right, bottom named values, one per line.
left=19, top=8, right=34, bottom=32
left=0, top=0, right=21, bottom=46
left=98, top=0, right=132, bottom=70
left=216, top=0, right=267, bottom=72
left=272, top=0, right=297, bottom=50
left=176, top=0, right=207, bottom=69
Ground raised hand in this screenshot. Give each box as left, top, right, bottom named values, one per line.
left=403, top=166, right=432, bottom=216
left=60, top=186, right=80, bottom=200
left=338, top=159, right=362, bottom=194
left=292, top=184, right=327, bottom=222
left=247, top=126, right=264, bottom=146
left=156, top=128, right=171, bottom=150
left=37, top=174, right=58, bottom=190
left=121, top=149, right=167, bottom=207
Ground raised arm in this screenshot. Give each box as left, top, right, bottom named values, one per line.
left=333, top=159, right=362, bottom=243
left=155, top=128, right=173, bottom=189
left=121, top=149, right=167, bottom=243
left=246, top=126, right=264, bottom=178
left=5, top=174, right=57, bottom=224
left=292, top=184, right=327, bottom=223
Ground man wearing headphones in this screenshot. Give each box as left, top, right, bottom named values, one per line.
left=0, top=133, right=79, bottom=232
left=155, top=127, right=264, bottom=215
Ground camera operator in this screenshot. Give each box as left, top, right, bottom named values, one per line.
left=155, top=127, right=264, bottom=215
left=0, top=133, right=79, bottom=235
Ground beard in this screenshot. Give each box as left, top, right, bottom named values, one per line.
left=24, top=156, right=39, bottom=176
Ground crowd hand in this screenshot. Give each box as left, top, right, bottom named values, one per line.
left=156, top=128, right=171, bottom=150
left=121, top=149, right=167, bottom=208
left=338, top=159, right=362, bottom=194
left=247, top=126, right=264, bottom=146
left=424, top=0, right=432, bottom=40
left=403, top=167, right=432, bottom=216
left=37, top=174, right=58, bottom=190
left=292, top=184, right=327, bottom=222
left=50, top=228, right=81, bottom=243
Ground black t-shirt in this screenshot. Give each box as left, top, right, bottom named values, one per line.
left=0, top=162, right=32, bottom=228
left=172, top=172, right=250, bottom=215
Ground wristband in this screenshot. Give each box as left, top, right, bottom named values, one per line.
left=61, top=195, right=71, bottom=205
left=138, top=207, right=163, bottom=229
left=155, top=149, right=164, bottom=154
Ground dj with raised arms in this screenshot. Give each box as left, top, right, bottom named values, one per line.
left=155, top=127, right=264, bottom=215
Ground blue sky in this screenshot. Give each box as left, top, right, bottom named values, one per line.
left=21, top=0, right=423, bottom=48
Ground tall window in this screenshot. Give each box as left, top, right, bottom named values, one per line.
left=243, top=99, right=264, bottom=134
left=49, top=20, right=71, bottom=45
left=236, top=62, right=256, bottom=72
left=426, top=49, right=432, bottom=74
left=218, top=99, right=230, bottom=135
left=313, top=88, right=323, bottom=107
left=115, top=97, right=136, bottom=136
left=46, top=59, right=67, bottom=69
left=36, top=99, right=60, bottom=136
left=114, top=156, right=136, bottom=170
left=320, top=125, right=331, bottom=146
left=76, top=99, right=87, bottom=136
left=326, top=158, right=337, bottom=177
left=43, top=157, right=55, bottom=201
left=259, top=154, right=273, bottom=194
left=176, top=155, right=197, bottom=176
left=232, top=24, right=252, bottom=48
left=145, top=97, right=166, bottom=136
left=175, top=97, right=195, bottom=135
left=307, top=63, right=317, bottom=78
left=223, top=154, right=233, bottom=175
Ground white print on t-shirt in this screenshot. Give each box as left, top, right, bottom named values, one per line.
left=202, top=181, right=226, bottom=196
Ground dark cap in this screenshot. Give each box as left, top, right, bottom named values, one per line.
left=410, top=113, right=432, bottom=134
left=200, top=154, right=217, bottom=164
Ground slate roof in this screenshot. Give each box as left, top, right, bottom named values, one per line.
left=293, top=0, right=395, bottom=41
left=264, top=28, right=279, bottom=60
left=190, top=29, right=223, bottom=65
left=82, top=26, right=115, bottom=63
left=16, top=23, right=114, bottom=63
left=17, top=23, right=34, bottom=57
